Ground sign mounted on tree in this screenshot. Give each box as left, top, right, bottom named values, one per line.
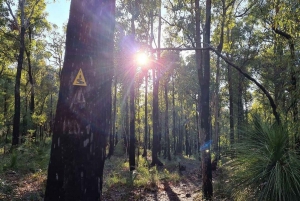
left=73, top=68, right=87, bottom=86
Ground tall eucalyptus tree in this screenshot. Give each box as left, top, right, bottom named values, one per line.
left=45, top=1, right=115, bottom=200
left=199, top=0, right=213, bottom=198
left=4, top=0, right=47, bottom=145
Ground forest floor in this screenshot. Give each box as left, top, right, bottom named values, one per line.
left=0, top=141, right=230, bottom=201
left=102, top=155, right=203, bottom=201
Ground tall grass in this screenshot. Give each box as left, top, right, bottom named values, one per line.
left=232, top=116, right=300, bottom=201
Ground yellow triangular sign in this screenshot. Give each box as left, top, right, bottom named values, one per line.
left=73, top=69, right=87, bottom=86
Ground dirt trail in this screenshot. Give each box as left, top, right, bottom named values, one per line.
left=0, top=156, right=203, bottom=200
left=142, top=157, right=202, bottom=201
left=103, top=157, right=202, bottom=201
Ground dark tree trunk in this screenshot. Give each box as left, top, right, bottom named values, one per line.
left=213, top=0, right=226, bottom=154
left=113, top=78, right=117, bottom=147
left=213, top=56, right=221, bottom=152
left=137, top=94, right=141, bottom=161
left=4, top=80, right=9, bottom=142
left=148, top=127, right=151, bottom=150
left=142, top=72, right=148, bottom=157
left=12, top=24, right=26, bottom=146
left=123, top=98, right=129, bottom=153
left=26, top=26, right=35, bottom=114
left=151, top=0, right=163, bottom=166
left=237, top=73, right=244, bottom=142
left=195, top=0, right=202, bottom=157
left=129, top=10, right=136, bottom=172
left=177, top=102, right=183, bottom=154
left=108, top=77, right=117, bottom=158
left=151, top=67, right=163, bottom=166
left=177, top=101, right=184, bottom=154
left=172, top=75, right=176, bottom=153
left=44, top=1, right=115, bottom=200
left=158, top=112, right=162, bottom=156
left=199, top=0, right=213, bottom=199
left=195, top=101, right=200, bottom=152
left=185, top=123, right=190, bottom=156
left=164, top=82, right=171, bottom=160
left=228, top=64, right=234, bottom=146
left=129, top=65, right=136, bottom=171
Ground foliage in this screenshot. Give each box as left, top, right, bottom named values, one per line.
left=232, top=116, right=300, bottom=201
left=0, top=138, right=51, bottom=200
left=105, top=154, right=181, bottom=190
left=1, top=138, right=51, bottom=174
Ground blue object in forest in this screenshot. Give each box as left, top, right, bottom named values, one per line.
left=200, top=140, right=212, bottom=151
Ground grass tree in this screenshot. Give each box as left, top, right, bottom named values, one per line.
left=233, top=116, right=300, bottom=200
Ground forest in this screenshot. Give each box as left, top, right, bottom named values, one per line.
left=0, top=0, right=299, bottom=200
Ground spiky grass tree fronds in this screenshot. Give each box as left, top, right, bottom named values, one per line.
left=232, top=116, right=300, bottom=201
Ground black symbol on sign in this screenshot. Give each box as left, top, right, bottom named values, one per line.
left=73, top=69, right=87, bottom=86
left=76, top=75, right=84, bottom=84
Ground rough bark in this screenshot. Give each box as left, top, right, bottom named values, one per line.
left=237, top=73, right=244, bottom=142
left=108, top=77, right=117, bottom=158
left=151, top=0, right=163, bottom=166
left=200, top=0, right=213, bottom=199
left=228, top=64, right=234, bottom=146
left=213, top=0, right=226, bottom=154
left=124, top=97, right=129, bottom=152
left=142, top=72, right=148, bottom=157
left=195, top=0, right=202, bottom=159
left=26, top=26, right=35, bottom=114
left=12, top=25, right=25, bottom=146
left=129, top=62, right=136, bottom=171
left=129, top=9, right=136, bottom=172
left=164, top=82, right=171, bottom=160
left=44, top=1, right=115, bottom=200
left=151, top=66, right=163, bottom=166
left=172, top=75, right=176, bottom=153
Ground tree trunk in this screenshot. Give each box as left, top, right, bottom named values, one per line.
left=129, top=62, right=136, bottom=171
left=124, top=97, right=129, bottom=153
left=177, top=101, right=183, bottom=154
left=185, top=123, right=190, bottom=156
left=148, top=127, right=151, bottom=150
left=44, top=1, right=115, bottom=200
left=200, top=0, right=213, bottom=199
left=108, top=76, right=117, bottom=158
left=172, top=75, right=176, bottom=154
left=142, top=72, right=148, bottom=157
left=213, top=0, right=225, bottom=154
left=129, top=14, right=136, bottom=172
left=214, top=56, right=221, bottom=153
left=12, top=22, right=26, bottom=146
left=4, top=80, right=9, bottom=142
left=151, top=0, right=163, bottom=166
left=151, top=67, right=163, bottom=166
left=164, top=82, right=171, bottom=160
left=195, top=100, right=200, bottom=152
left=26, top=26, right=35, bottom=114
left=195, top=0, right=202, bottom=160
left=228, top=63, right=234, bottom=146
left=237, top=73, right=244, bottom=142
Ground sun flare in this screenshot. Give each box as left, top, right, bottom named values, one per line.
left=135, top=52, right=148, bottom=67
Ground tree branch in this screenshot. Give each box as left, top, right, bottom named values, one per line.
left=26, top=0, right=43, bottom=28
left=272, top=27, right=292, bottom=39
left=152, top=46, right=281, bottom=124
left=234, top=1, right=256, bottom=18
left=5, top=0, right=19, bottom=30
left=152, top=47, right=210, bottom=51
left=209, top=46, right=281, bottom=124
